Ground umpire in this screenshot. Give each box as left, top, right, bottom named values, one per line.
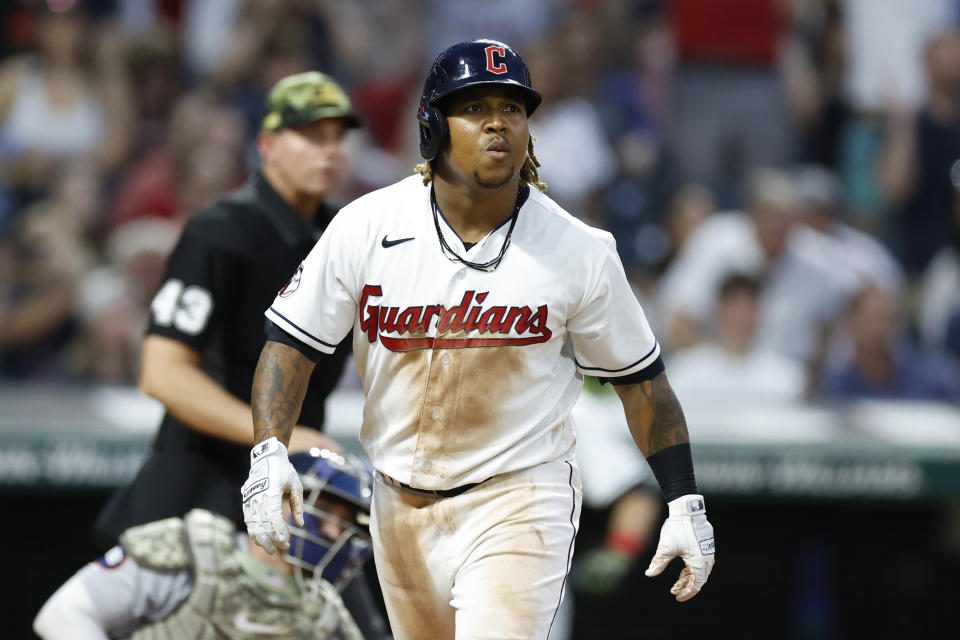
left=94, top=72, right=392, bottom=639
left=94, top=72, right=359, bottom=543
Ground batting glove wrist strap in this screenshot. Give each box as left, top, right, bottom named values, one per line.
left=645, top=493, right=716, bottom=602
left=250, top=436, right=284, bottom=464
left=241, top=437, right=304, bottom=555
left=667, top=493, right=707, bottom=517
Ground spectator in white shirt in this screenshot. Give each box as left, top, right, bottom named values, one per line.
left=667, top=272, right=807, bottom=403
left=656, top=167, right=859, bottom=364
left=792, top=163, right=904, bottom=293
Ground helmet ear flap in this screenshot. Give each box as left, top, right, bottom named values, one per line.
left=418, top=104, right=447, bottom=161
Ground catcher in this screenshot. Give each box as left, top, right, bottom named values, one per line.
left=35, top=450, right=376, bottom=640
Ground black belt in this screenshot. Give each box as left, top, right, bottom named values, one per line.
left=377, top=472, right=483, bottom=498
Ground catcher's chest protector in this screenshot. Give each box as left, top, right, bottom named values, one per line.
left=123, top=509, right=331, bottom=640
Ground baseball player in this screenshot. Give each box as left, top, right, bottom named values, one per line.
left=242, top=40, right=716, bottom=639
left=35, top=450, right=375, bottom=640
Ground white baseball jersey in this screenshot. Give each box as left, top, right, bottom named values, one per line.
left=267, top=175, right=661, bottom=490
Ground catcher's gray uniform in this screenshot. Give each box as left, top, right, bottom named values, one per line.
left=34, top=510, right=362, bottom=639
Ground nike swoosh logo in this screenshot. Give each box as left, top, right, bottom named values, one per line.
left=233, top=611, right=291, bottom=634
left=382, top=235, right=415, bottom=248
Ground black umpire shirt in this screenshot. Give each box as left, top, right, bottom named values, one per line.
left=94, top=171, right=351, bottom=547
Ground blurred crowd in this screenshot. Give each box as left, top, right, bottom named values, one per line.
left=1, top=0, right=960, bottom=405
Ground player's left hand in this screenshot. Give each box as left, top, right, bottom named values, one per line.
left=644, top=494, right=715, bottom=602
left=241, top=437, right=303, bottom=554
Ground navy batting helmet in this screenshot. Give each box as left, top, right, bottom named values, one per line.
left=418, top=39, right=541, bottom=161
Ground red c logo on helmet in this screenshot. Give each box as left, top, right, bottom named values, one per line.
left=485, top=45, right=507, bottom=74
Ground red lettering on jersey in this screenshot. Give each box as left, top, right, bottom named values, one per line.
left=386, top=307, right=406, bottom=332
left=420, top=305, right=443, bottom=332
left=512, top=306, right=550, bottom=335
left=485, top=45, right=508, bottom=74
left=359, top=284, right=384, bottom=342
left=358, top=285, right=551, bottom=351
left=396, top=306, right=422, bottom=333
left=478, top=306, right=507, bottom=333
left=465, top=292, right=488, bottom=331
left=437, top=291, right=474, bottom=333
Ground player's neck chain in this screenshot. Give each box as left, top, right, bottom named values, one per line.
left=430, top=184, right=526, bottom=272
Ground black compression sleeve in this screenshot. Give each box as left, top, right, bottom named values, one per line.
left=265, top=320, right=325, bottom=363
left=646, top=443, right=699, bottom=502
left=598, top=356, right=665, bottom=386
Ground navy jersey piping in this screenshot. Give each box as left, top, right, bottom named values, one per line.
left=268, top=306, right=338, bottom=349
left=575, top=342, right=659, bottom=373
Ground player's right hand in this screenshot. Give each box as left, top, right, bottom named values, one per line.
left=240, top=437, right=303, bottom=554
left=644, top=494, right=715, bottom=602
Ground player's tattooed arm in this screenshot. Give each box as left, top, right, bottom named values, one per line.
left=613, top=371, right=690, bottom=457
left=251, top=341, right=316, bottom=446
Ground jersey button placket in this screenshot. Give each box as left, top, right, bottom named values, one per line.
left=411, top=267, right=466, bottom=486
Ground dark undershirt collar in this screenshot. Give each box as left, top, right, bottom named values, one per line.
left=254, top=170, right=335, bottom=246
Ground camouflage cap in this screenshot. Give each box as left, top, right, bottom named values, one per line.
left=261, top=71, right=361, bottom=132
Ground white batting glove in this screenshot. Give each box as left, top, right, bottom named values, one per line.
left=645, top=494, right=715, bottom=602
left=240, top=437, right=303, bottom=554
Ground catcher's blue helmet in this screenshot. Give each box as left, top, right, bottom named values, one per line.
left=418, top=39, right=541, bottom=161
left=286, top=449, right=373, bottom=593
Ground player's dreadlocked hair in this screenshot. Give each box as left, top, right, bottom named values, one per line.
left=416, top=136, right=547, bottom=192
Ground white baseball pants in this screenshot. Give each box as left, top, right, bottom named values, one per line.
left=370, top=459, right=582, bottom=640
